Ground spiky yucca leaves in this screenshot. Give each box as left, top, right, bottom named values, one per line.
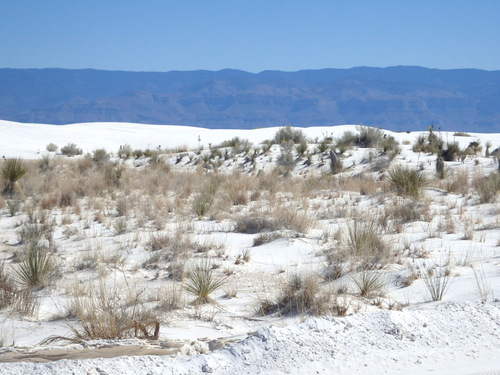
left=184, top=260, right=226, bottom=305
left=2, top=158, right=27, bottom=196
left=351, top=271, right=386, bottom=297
left=387, top=166, right=427, bottom=199
left=15, top=246, right=54, bottom=288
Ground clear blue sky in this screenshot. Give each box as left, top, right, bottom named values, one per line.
left=1, top=1, right=499, bottom=72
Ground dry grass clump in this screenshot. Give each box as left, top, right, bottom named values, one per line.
left=0, top=262, right=40, bottom=316
left=473, top=172, right=500, bottom=203
left=43, top=274, right=160, bottom=343
left=343, top=219, right=392, bottom=270
left=387, top=165, right=427, bottom=199
left=253, top=233, right=282, bottom=247
left=259, top=273, right=322, bottom=316
left=144, top=231, right=193, bottom=268
left=234, top=215, right=276, bottom=234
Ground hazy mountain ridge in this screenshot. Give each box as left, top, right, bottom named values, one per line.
left=1, top=66, right=499, bottom=131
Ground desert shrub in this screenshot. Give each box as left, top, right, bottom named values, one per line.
left=344, top=219, right=391, bottom=270
left=39, top=154, right=54, bottom=171
left=192, top=192, right=214, bottom=217
left=0, top=262, right=17, bottom=309
left=60, top=143, right=83, bottom=157
left=117, top=144, right=133, bottom=159
left=43, top=275, right=159, bottom=343
left=453, top=132, right=470, bottom=137
left=277, top=140, right=297, bottom=176
left=387, top=166, right=427, bottom=199
left=0, top=262, right=39, bottom=315
left=235, top=215, right=276, bottom=234
left=474, top=172, right=500, bottom=203
left=46, top=143, right=58, bottom=152
left=351, top=271, right=386, bottom=297
left=133, top=149, right=144, bottom=158
left=260, top=273, right=321, bottom=316
left=2, top=158, right=27, bottom=196
left=113, top=217, right=128, bottom=235
left=356, top=126, right=384, bottom=148
left=334, top=131, right=357, bottom=153
left=15, top=246, right=55, bottom=288
left=420, top=266, right=451, bottom=301
left=385, top=199, right=424, bottom=225
left=253, top=233, right=281, bottom=247
left=148, top=233, right=172, bottom=251
left=273, top=125, right=307, bottom=144
left=329, top=150, right=342, bottom=174
left=441, top=142, right=461, bottom=161
left=380, top=135, right=400, bottom=154
left=6, top=199, right=21, bottom=216
left=220, top=137, right=253, bottom=154
left=92, top=148, right=110, bottom=164
left=295, top=140, right=309, bottom=157
left=272, top=205, right=313, bottom=234
left=184, top=260, right=226, bottom=305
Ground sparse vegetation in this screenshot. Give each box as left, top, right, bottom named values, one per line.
left=387, top=166, right=427, bottom=198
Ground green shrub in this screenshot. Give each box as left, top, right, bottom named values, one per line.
left=334, top=131, right=357, bottom=153
left=15, top=246, right=54, bottom=288
left=61, top=143, right=83, bottom=157
left=92, top=148, right=110, bottom=164
left=273, top=125, right=307, bottom=144
left=387, top=166, right=427, bottom=198
left=351, top=271, right=386, bottom=297
left=344, top=219, right=391, bottom=270
left=46, top=143, right=58, bottom=152
left=184, top=260, right=226, bottom=304
left=2, top=158, right=27, bottom=196
left=356, top=126, right=384, bottom=148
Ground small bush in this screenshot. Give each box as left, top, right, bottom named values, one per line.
left=92, top=148, right=110, bottom=164
left=60, top=143, right=83, bottom=157
left=351, top=271, right=386, bottom=297
left=253, top=233, right=281, bottom=247
left=46, top=143, right=58, bottom=152
left=260, top=273, right=321, bottom=316
left=117, top=144, right=133, bottom=159
left=192, top=192, right=214, bottom=217
left=2, top=158, right=27, bottom=196
left=184, top=260, right=226, bottom=305
left=334, top=131, right=357, bottom=153
left=235, top=215, right=276, bottom=234
left=420, top=266, right=451, bottom=301
left=356, top=126, right=384, bottom=148
left=295, top=141, right=309, bottom=157
left=344, top=219, right=391, bottom=270
left=387, top=166, right=427, bottom=199
left=274, top=125, right=307, bottom=144
left=474, top=172, right=500, bottom=203
left=15, top=246, right=54, bottom=289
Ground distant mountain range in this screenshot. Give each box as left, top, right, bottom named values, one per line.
left=1, top=66, right=499, bottom=132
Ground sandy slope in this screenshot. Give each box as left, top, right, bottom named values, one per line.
left=1, top=120, right=500, bottom=374
left=1, top=301, right=499, bottom=374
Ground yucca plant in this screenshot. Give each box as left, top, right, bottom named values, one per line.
left=184, top=260, right=226, bottom=304
left=15, top=246, right=54, bottom=289
left=387, top=166, right=427, bottom=199
left=420, top=265, right=451, bottom=301
left=351, top=271, right=386, bottom=297
left=2, top=158, right=27, bottom=197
